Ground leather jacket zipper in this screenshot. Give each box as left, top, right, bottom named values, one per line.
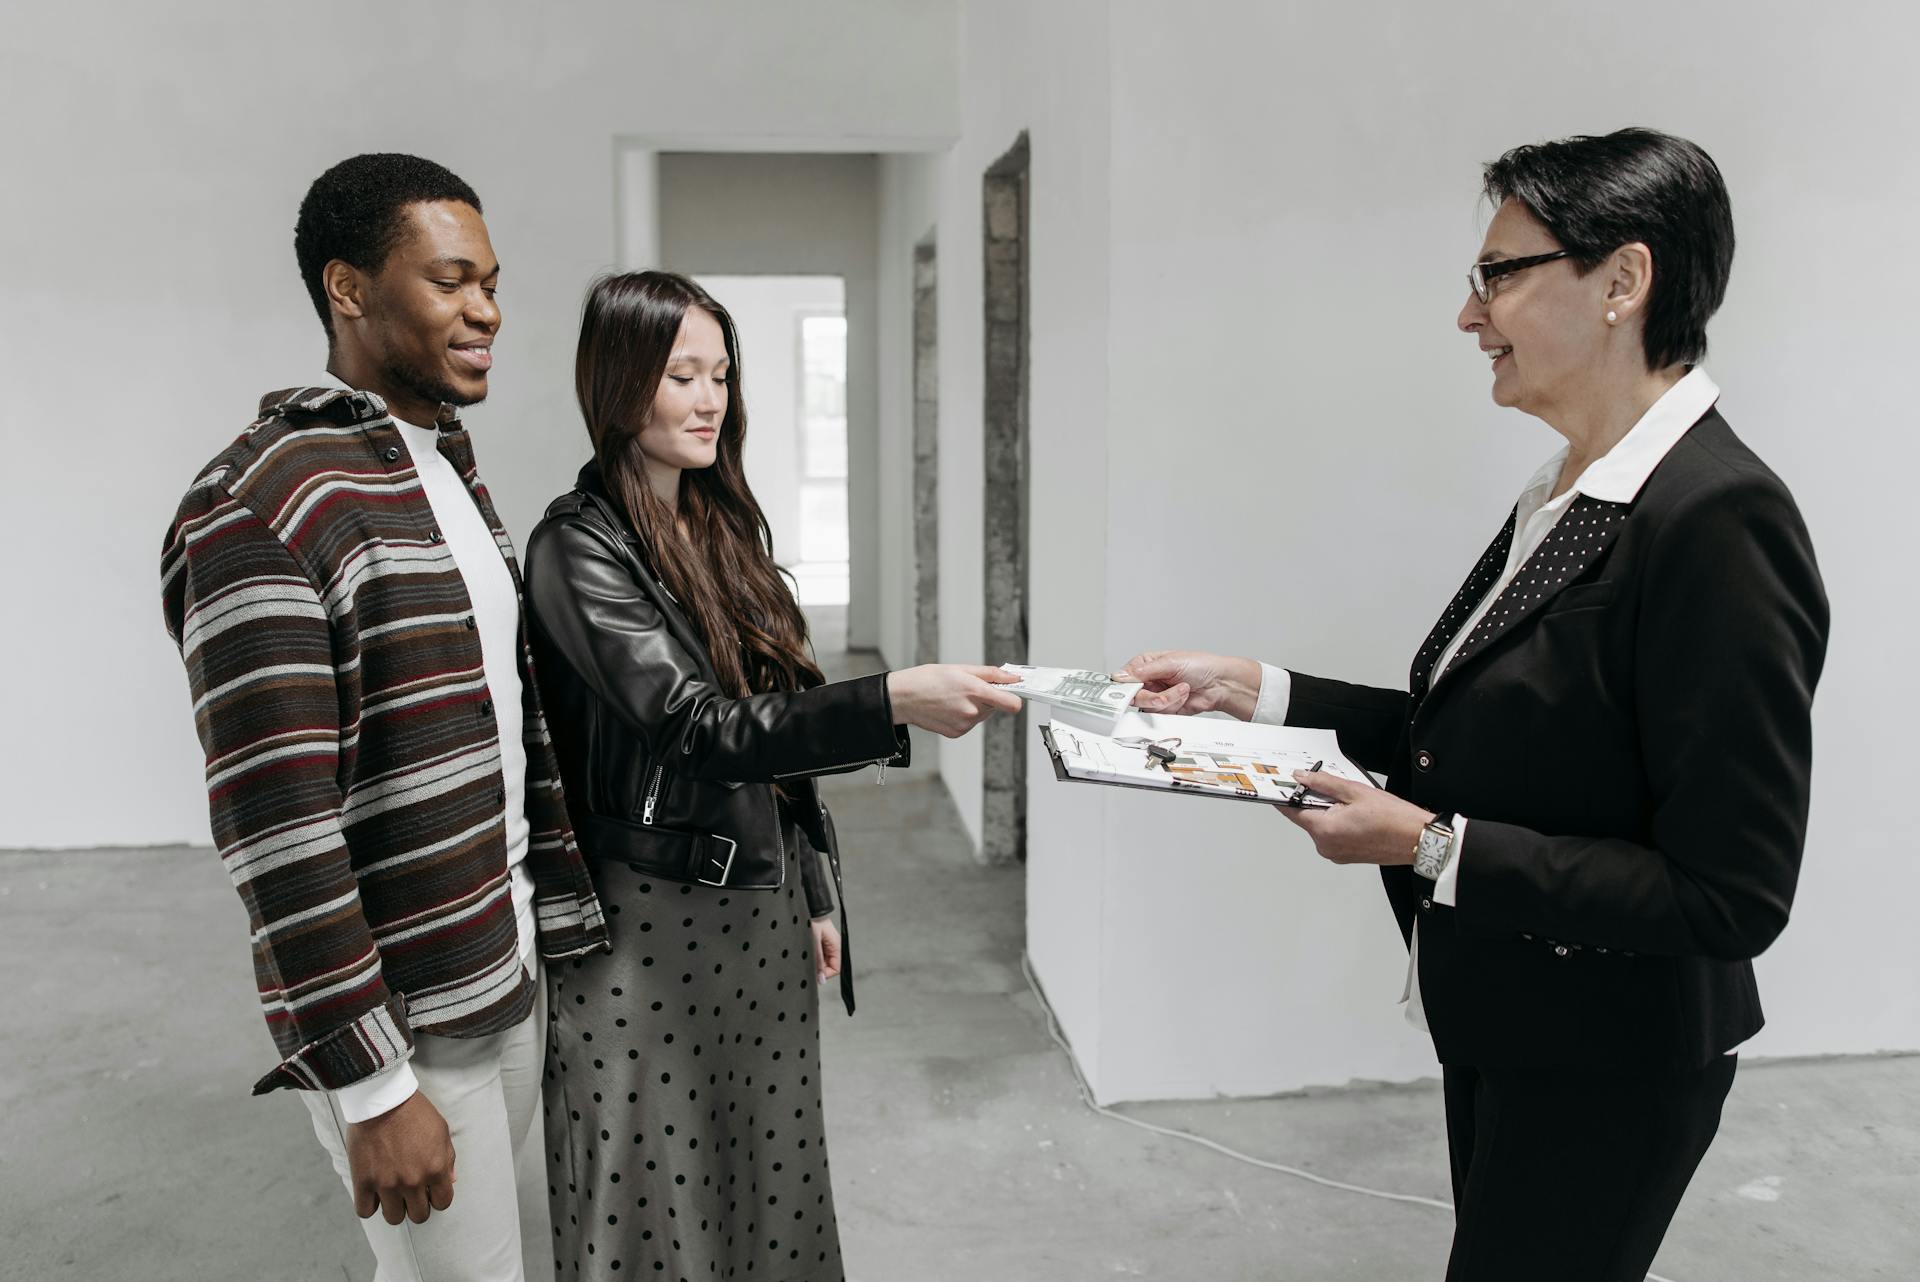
left=772, top=753, right=898, bottom=785
left=642, top=764, right=666, bottom=824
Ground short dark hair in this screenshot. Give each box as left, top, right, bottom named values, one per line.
left=1483, top=128, right=1734, bottom=370
left=293, top=153, right=483, bottom=340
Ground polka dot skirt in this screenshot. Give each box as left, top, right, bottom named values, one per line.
left=545, top=846, right=844, bottom=1281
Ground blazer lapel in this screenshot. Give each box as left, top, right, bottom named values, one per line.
left=1428, top=494, right=1629, bottom=695
left=1409, top=508, right=1516, bottom=704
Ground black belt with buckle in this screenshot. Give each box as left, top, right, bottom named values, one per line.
left=573, top=812, right=752, bottom=888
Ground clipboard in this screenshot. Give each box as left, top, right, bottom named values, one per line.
left=1038, top=722, right=1361, bottom=809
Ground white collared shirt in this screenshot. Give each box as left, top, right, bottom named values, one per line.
left=1255, top=367, right=1720, bottom=1029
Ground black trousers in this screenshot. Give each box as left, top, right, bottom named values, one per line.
left=1441, top=1055, right=1737, bottom=1282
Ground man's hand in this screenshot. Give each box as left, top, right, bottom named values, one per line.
left=1113, top=651, right=1263, bottom=720
left=1278, top=771, right=1432, bottom=866
left=812, top=917, right=843, bottom=986
left=344, top=1089, right=456, bottom=1225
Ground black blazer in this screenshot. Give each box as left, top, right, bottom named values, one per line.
left=1286, top=409, right=1828, bottom=1069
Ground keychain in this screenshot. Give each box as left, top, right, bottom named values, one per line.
left=1116, top=736, right=1182, bottom=771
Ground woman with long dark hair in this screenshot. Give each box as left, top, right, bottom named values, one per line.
left=524, top=270, right=1020, bottom=1280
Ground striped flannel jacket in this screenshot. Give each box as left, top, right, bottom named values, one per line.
left=161, top=386, right=609, bottom=1096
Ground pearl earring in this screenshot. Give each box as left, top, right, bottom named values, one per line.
left=1606, top=310, right=1618, bottom=324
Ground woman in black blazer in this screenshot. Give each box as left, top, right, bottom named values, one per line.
left=1120, top=129, right=1828, bottom=1282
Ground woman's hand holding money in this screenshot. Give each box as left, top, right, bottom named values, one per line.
left=885, top=665, right=1025, bottom=738
left=1113, top=651, right=1264, bottom=721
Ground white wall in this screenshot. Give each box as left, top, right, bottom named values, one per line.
left=1092, top=0, right=1920, bottom=1094
left=0, top=1, right=957, bottom=850
left=867, top=0, right=1920, bottom=1101
left=874, top=0, right=1119, bottom=1077
left=694, top=275, right=846, bottom=570
left=653, top=153, right=883, bottom=648
left=12, top=0, right=1909, bottom=1098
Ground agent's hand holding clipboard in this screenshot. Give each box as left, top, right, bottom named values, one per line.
left=1115, top=647, right=1436, bottom=865
left=1276, top=768, right=1437, bottom=867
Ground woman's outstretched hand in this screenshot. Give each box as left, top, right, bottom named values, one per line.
left=886, top=664, right=1026, bottom=738
left=1113, top=651, right=1264, bottom=721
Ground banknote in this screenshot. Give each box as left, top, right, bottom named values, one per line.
left=998, top=665, right=1143, bottom=723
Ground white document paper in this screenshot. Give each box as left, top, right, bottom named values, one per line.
left=1041, top=708, right=1374, bottom=807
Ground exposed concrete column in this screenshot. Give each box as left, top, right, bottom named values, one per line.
left=913, top=234, right=941, bottom=668
left=980, top=132, right=1030, bottom=866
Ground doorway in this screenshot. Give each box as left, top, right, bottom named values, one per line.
left=695, top=275, right=850, bottom=611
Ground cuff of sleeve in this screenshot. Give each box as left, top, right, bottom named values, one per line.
left=1431, top=815, right=1467, bottom=906
left=249, top=990, right=414, bottom=1096
left=855, top=672, right=911, bottom=766
left=1251, top=663, right=1292, bottom=726
left=331, top=1060, right=421, bottom=1124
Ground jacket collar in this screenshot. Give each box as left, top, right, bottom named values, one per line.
left=256, top=385, right=385, bottom=425
left=1413, top=493, right=1630, bottom=704
left=575, top=458, right=638, bottom=538
left=577, top=459, right=675, bottom=585
left=256, top=379, right=465, bottom=430
left=577, top=456, right=613, bottom=502
left=1407, top=371, right=1718, bottom=707
left=1536, top=365, right=1719, bottom=506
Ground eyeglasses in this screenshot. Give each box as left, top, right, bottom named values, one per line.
left=1467, top=250, right=1573, bottom=304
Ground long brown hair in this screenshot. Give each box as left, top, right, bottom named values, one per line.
left=575, top=271, right=823, bottom=697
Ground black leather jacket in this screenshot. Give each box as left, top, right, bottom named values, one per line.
left=523, top=464, right=908, bottom=1012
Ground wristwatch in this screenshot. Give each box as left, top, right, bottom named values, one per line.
left=1413, top=814, right=1457, bottom=882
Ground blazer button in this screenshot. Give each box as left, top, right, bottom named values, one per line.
left=1415, top=750, right=1434, bottom=771
left=1420, top=897, right=1433, bottom=911
left=481, top=699, right=495, bottom=717
left=428, top=529, right=443, bottom=544
left=465, top=616, right=477, bottom=630
left=383, top=446, right=401, bottom=462
left=1554, top=945, right=1569, bottom=957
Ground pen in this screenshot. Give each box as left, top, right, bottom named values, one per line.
left=1285, top=761, right=1325, bottom=808
left=1171, top=777, right=1258, bottom=799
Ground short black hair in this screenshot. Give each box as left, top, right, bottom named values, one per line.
left=1483, top=128, right=1734, bottom=370
left=293, top=153, right=483, bottom=340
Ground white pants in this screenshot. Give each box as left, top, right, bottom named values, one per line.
left=303, top=962, right=549, bottom=1282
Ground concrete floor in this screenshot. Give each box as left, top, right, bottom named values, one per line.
left=5, top=635, right=1916, bottom=1280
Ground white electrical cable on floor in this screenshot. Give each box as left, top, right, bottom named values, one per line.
left=1019, top=952, right=1679, bottom=1282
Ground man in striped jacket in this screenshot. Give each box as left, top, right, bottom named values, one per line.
left=160, top=154, right=608, bottom=1281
